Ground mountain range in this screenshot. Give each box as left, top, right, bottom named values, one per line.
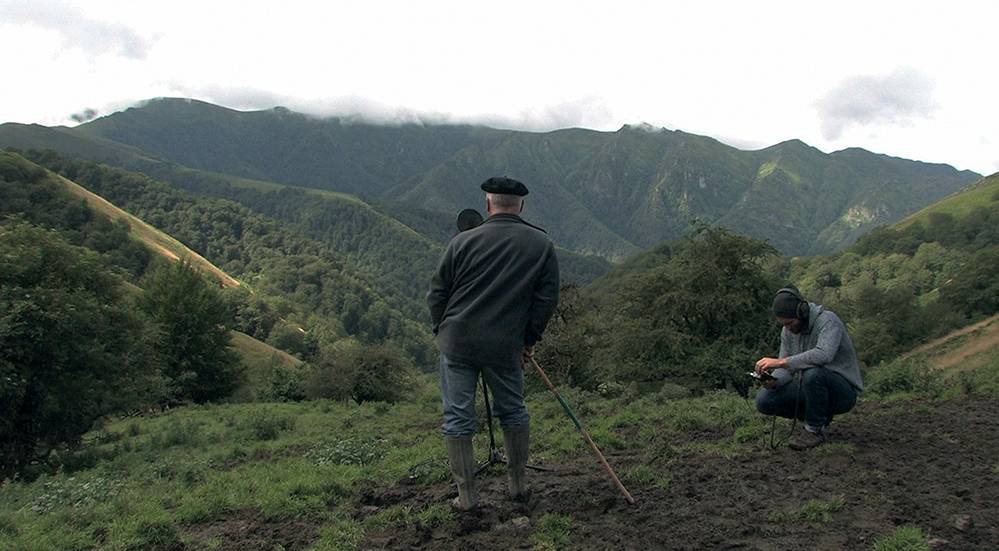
left=0, top=98, right=981, bottom=259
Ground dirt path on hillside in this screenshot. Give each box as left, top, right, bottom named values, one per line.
left=359, top=398, right=999, bottom=550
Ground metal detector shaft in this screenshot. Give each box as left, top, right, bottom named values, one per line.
left=477, top=375, right=551, bottom=476
left=529, top=357, right=636, bottom=505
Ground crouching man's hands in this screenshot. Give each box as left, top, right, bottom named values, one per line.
left=755, top=357, right=787, bottom=374
left=755, top=357, right=787, bottom=389
left=522, top=345, right=535, bottom=370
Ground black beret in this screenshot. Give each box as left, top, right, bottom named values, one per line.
left=481, top=177, right=529, bottom=196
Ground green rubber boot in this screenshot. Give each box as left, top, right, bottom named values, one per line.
left=444, top=435, right=478, bottom=510
left=503, top=425, right=531, bottom=501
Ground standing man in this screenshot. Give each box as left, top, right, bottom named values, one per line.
left=755, top=286, right=864, bottom=450
left=428, top=177, right=560, bottom=510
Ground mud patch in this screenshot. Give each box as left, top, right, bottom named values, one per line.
left=360, top=398, right=999, bottom=550
left=185, top=509, right=318, bottom=551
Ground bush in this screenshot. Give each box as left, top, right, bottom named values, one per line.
left=262, top=362, right=308, bottom=402
left=0, top=513, right=17, bottom=537
left=159, top=419, right=205, bottom=448
left=305, top=341, right=415, bottom=403
left=242, top=411, right=295, bottom=441
left=306, top=438, right=387, bottom=466
left=866, top=358, right=942, bottom=398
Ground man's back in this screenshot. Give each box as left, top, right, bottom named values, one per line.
left=428, top=213, right=559, bottom=369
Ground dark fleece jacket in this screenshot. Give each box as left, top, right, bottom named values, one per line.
left=427, top=213, right=560, bottom=370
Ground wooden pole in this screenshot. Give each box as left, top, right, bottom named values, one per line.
left=529, top=357, right=636, bottom=505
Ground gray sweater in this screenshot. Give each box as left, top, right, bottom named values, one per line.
left=427, top=214, right=560, bottom=370
left=773, top=303, right=864, bottom=393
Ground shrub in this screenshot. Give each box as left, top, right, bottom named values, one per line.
left=242, top=411, right=295, bottom=441
left=159, top=419, right=205, bottom=448
left=262, top=362, right=308, bottom=402
left=30, top=475, right=124, bottom=513
left=305, top=340, right=415, bottom=403
left=306, top=438, right=387, bottom=466
left=867, top=358, right=942, bottom=398
left=0, top=513, right=18, bottom=538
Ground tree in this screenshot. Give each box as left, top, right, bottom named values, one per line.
left=940, top=245, right=999, bottom=319
left=618, top=226, right=779, bottom=390
left=139, top=259, right=242, bottom=403
left=548, top=225, right=781, bottom=393
left=0, top=223, right=163, bottom=477
left=305, top=340, right=415, bottom=403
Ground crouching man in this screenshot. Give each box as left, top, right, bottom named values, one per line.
left=755, top=286, right=864, bottom=450
left=427, top=177, right=560, bottom=510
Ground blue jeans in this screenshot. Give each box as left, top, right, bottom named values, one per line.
left=439, top=353, right=530, bottom=437
left=756, top=368, right=857, bottom=429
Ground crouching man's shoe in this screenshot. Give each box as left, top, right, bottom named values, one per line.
left=789, top=425, right=826, bottom=451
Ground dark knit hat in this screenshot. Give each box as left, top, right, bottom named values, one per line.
left=481, top=177, right=529, bottom=196
left=773, top=287, right=805, bottom=319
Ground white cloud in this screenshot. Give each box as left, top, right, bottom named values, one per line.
left=815, top=68, right=938, bottom=140
left=0, top=0, right=152, bottom=59
left=1, top=1, right=997, bottom=174
left=161, top=83, right=615, bottom=131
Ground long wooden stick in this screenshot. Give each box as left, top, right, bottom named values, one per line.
left=529, top=357, right=636, bottom=505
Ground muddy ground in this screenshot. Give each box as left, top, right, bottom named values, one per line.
left=358, top=398, right=999, bottom=550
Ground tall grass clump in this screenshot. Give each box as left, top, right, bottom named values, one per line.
left=872, top=525, right=931, bottom=551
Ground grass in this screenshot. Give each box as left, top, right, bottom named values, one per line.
left=622, top=464, right=671, bottom=490
left=4, top=360, right=998, bottom=550
left=0, top=376, right=761, bottom=550
left=230, top=331, right=302, bottom=371
left=531, top=513, right=574, bottom=551
left=895, top=172, right=999, bottom=230
left=767, top=496, right=846, bottom=524
left=871, top=525, right=931, bottom=551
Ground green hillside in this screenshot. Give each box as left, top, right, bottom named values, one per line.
left=52, top=168, right=240, bottom=289
left=785, top=172, right=999, bottom=364
left=894, top=171, right=999, bottom=228
left=0, top=150, right=318, bottom=398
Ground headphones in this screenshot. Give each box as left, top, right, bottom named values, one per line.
left=775, top=286, right=810, bottom=321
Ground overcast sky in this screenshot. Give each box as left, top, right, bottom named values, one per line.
left=2, top=0, right=996, bottom=174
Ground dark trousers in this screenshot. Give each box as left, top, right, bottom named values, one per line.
left=756, top=367, right=857, bottom=429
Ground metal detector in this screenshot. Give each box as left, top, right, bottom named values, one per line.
left=474, top=375, right=552, bottom=475
left=454, top=208, right=551, bottom=477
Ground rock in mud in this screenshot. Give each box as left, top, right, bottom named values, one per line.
left=928, top=537, right=950, bottom=549
left=510, top=516, right=530, bottom=530
left=950, top=514, right=972, bottom=531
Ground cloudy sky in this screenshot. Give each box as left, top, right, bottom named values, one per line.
left=2, top=0, right=996, bottom=174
